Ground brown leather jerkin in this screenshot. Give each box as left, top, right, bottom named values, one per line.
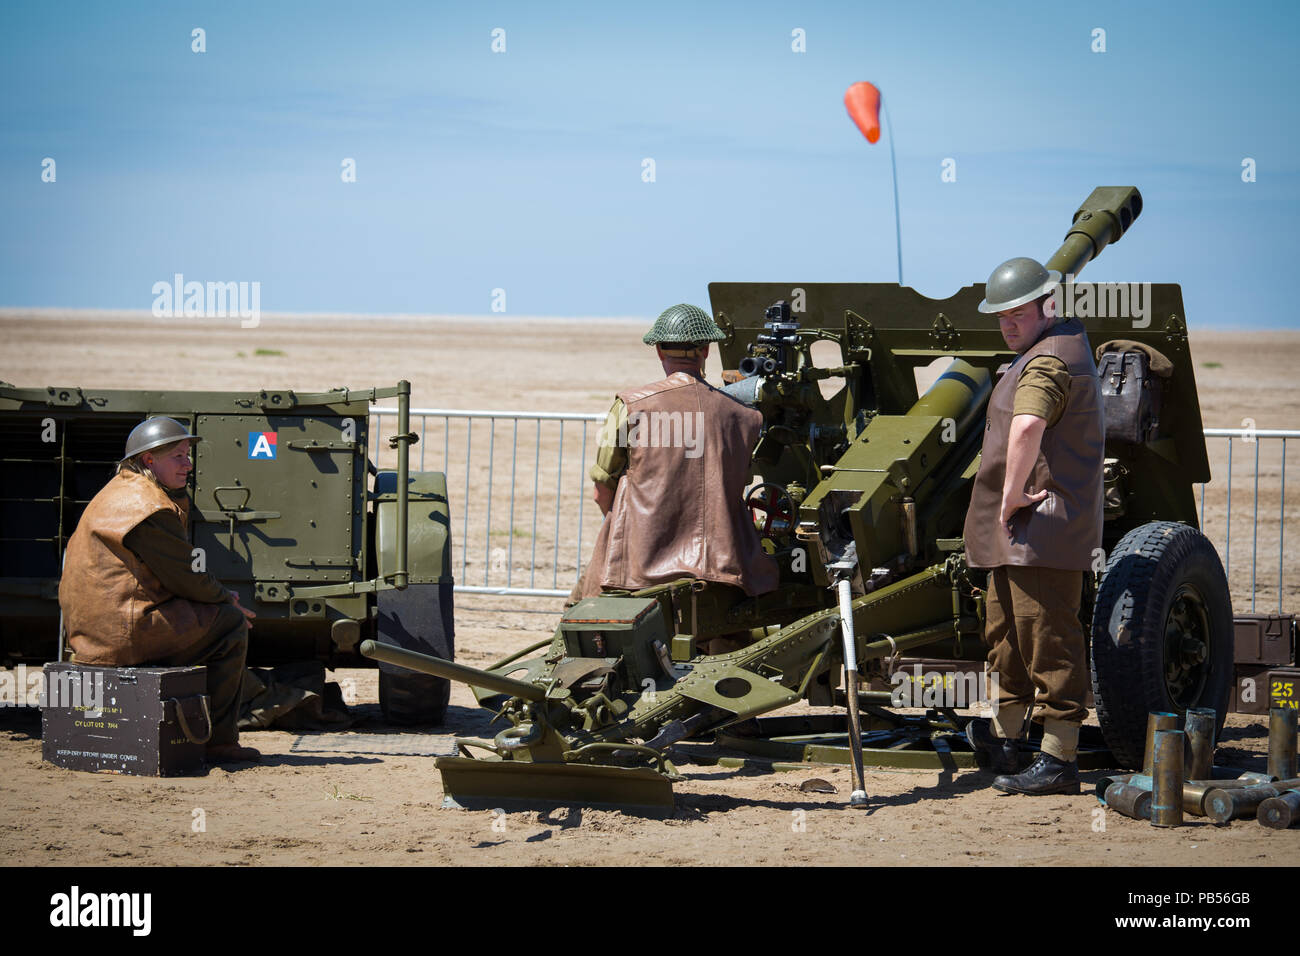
left=60, top=471, right=223, bottom=666
left=963, top=318, right=1105, bottom=571
left=577, top=371, right=778, bottom=599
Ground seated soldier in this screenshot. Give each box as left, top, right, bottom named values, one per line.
left=573, top=304, right=779, bottom=648
left=59, top=417, right=259, bottom=764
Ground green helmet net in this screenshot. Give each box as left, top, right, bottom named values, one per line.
left=642, top=303, right=726, bottom=346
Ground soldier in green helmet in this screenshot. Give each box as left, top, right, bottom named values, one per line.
left=572, top=304, right=779, bottom=629
left=962, top=257, right=1105, bottom=795
left=59, top=417, right=261, bottom=764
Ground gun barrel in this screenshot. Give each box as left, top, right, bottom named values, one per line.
left=360, top=639, right=547, bottom=702
left=1045, top=186, right=1143, bottom=281
left=906, top=359, right=991, bottom=435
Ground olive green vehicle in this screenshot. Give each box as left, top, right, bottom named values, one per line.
left=365, top=186, right=1234, bottom=810
left=0, top=381, right=454, bottom=724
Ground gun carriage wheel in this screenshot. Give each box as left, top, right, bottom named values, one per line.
left=1089, top=520, right=1233, bottom=769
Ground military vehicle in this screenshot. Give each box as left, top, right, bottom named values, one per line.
left=0, top=381, right=454, bottom=723
left=362, top=185, right=1235, bottom=809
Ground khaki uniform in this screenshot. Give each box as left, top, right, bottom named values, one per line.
left=60, top=471, right=249, bottom=746
left=574, top=371, right=779, bottom=600
left=590, top=398, right=630, bottom=490
left=963, top=318, right=1104, bottom=761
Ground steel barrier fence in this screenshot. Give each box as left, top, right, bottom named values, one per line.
left=1201, top=428, right=1296, bottom=612
left=370, top=409, right=1298, bottom=611
left=369, top=408, right=605, bottom=598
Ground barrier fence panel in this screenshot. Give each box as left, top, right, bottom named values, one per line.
left=1200, top=429, right=1297, bottom=614
left=370, top=408, right=604, bottom=598
left=372, top=409, right=1298, bottom=612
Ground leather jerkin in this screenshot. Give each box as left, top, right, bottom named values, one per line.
left=963, top=318, right=1105, bottom=571
left=60, top=471, right=224, bottom=666
left=577, top=371, right=779, bottom=599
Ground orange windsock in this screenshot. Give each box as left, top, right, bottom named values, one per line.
left=844, top=82, right=882, bottom=143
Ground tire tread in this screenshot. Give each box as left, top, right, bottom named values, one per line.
left=1090, top=521, right=1232, bottom=769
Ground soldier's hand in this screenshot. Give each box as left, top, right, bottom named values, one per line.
left=230, top=590, right=257, bottom=621
left=593, top=480, right=615, bottom=516
left=999, top=489, right=1049, bottom=538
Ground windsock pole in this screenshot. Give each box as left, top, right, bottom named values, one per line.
left=845, top=81, right=903, bottom=285
left=883, top=102, right=903, bottom=285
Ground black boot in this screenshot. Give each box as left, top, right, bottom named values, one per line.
left=991, top=752, right=1080, bottom=795
left=965, top=718, right=1020, bottom=774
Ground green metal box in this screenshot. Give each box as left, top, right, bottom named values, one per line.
left=560, top=597, right=669, bottom=689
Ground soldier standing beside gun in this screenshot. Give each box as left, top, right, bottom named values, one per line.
left=962, top=258, right=1105, bottom=795
left=572, top=304, right=779, bottom=646
left=59, top=417, right=260, bottom=764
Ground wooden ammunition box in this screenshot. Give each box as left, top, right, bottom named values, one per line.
left=1233, top=613, right=1295, bottom=666
left=41, top=663, right=211, bottom=776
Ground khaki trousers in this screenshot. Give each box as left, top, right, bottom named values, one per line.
left=983, top=566, right=1089, bottom=755
left=155, top=604, right=249, bottom=746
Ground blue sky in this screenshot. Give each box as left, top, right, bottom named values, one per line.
left=2, top=0, right=1297, bottom=326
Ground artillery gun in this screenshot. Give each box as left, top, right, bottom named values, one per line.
left=365, top=186, right=1233, bottom=809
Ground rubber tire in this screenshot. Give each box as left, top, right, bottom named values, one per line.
left=379, top=669, right=449, bottom=726
left=1089, top=521, right=1233, bottom=770
left=376, top=581, right=454, bottom=726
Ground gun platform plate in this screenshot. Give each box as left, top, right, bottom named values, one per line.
left=709, top=714, right=1115, bottom=772
left=435, top=756, right=675, bottom=813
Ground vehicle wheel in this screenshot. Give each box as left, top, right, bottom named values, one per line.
left=376, top=581, right=454, bottom=725
left=1090, top=521, right=1233, bottom=769
left=379, top=669, right=449, bottom=726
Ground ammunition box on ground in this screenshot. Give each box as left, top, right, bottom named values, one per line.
left=1232, top=665, right=1300, bottom=715
left=1233, top=613, right=1295, bottom=666
left=41, top=663, right=210, bottom=776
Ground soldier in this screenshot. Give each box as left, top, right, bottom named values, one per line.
left=59, top=417, right=260, bottom=764
left=962, top=258, right=1105, bottom=795
left=573, top=304, right=779, bottom=621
